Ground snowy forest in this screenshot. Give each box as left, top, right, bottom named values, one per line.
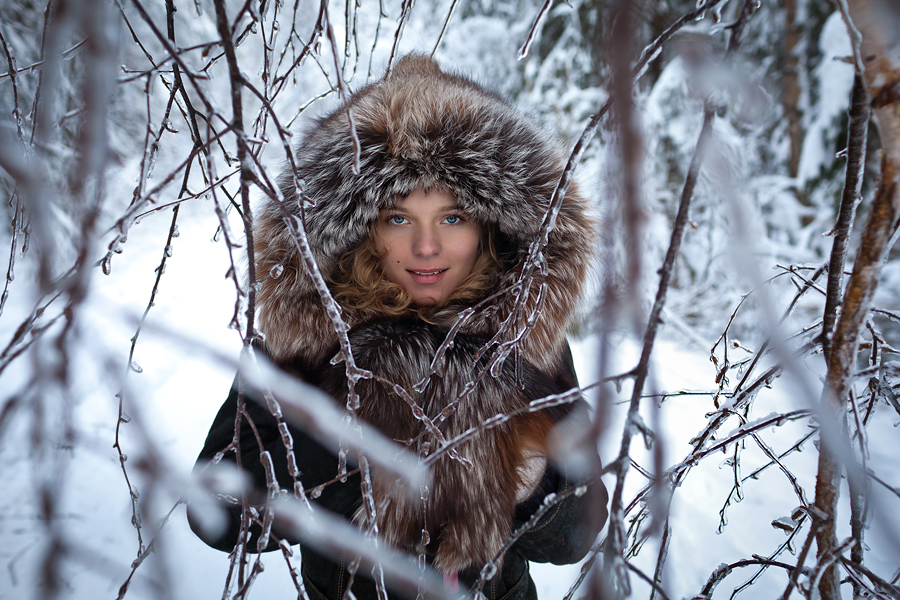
left=1, top=0, right=899, bottom=599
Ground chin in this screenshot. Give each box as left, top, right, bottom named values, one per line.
left=410, top=292, right=442, bottom=306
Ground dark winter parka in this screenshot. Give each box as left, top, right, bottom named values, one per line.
left=190, top=54, right=608, bottom=600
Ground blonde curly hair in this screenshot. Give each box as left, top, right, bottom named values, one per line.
left=329, top=222, right=502, bottom=317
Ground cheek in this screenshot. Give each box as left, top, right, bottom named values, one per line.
left=372, top=236, right=390, bottom=262
left=464, top=231, right=481, bottom=264
left=375, top=241, right=402, bottom=271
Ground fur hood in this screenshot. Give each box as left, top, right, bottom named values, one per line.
left=255, top=54, right=595, bottom=372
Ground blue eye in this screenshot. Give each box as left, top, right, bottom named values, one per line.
left=389, top=215, right=406, bottom=225
left=445, top=214, right=461, bottom=224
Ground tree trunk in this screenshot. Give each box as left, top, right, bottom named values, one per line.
left=783, top=0, right=803, bottom=179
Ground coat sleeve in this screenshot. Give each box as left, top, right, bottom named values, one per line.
left=510, top=344, right=609, bottom=565
left=509, top=458, right=608, bottom=564
left=187, top=375, right=361, bottom=553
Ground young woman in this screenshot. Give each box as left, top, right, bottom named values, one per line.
left=190, top=54, right=608, bottom=600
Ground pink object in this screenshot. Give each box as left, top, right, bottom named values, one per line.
left=443, top=571, right=460, bottom=593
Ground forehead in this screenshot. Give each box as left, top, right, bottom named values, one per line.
left=386, top=187, right=460, bottom=212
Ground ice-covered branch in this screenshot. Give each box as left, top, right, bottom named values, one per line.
left=472, top=483, right=591, bottom=597
left=605, top=97, right=717, bottom=592
left=697, top=557, right=798, bottom=599
left=670, top=410, right=813, bottom=476
left=250, top=493, right=452, bottom=600
left=241, top=353, right=425, bottom=490
left=212, top=0, right=256, bottom=345
left=601, top=3, right=647, bottom=593
left=813, top=3, right=900, bottom=597
left=822, top=73, right=870, bottom=359
left=322, top=0, right=361, bottom=175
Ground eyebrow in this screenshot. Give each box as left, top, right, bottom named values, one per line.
left=383, top=204, right=462, bottom=213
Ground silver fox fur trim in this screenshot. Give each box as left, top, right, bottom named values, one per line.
left=254, top=54, right=597, bottom=573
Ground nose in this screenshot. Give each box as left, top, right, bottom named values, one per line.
left=412, top=225, right=440, bottom=257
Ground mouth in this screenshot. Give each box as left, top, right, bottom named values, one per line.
left=407, top=268, right=448, bottom=284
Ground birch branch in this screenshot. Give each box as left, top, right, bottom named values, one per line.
left=822, top=73, right=871, bottom=359
left=814, top=2, right=900, bottom=598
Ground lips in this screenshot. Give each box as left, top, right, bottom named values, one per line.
left=408, top=268, right=448, bottom=284
left=410, top=269, right=446, bottom=276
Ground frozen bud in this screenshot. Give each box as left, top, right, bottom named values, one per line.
left=771, top=516, right=798, bottom=533
left=100, top=253, right=112, bottom=275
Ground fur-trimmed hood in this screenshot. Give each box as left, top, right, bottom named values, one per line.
left=255, top=54, right=595, bottom=373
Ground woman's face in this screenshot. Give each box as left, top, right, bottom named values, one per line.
left=373, top=187, right=481, bottom=306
